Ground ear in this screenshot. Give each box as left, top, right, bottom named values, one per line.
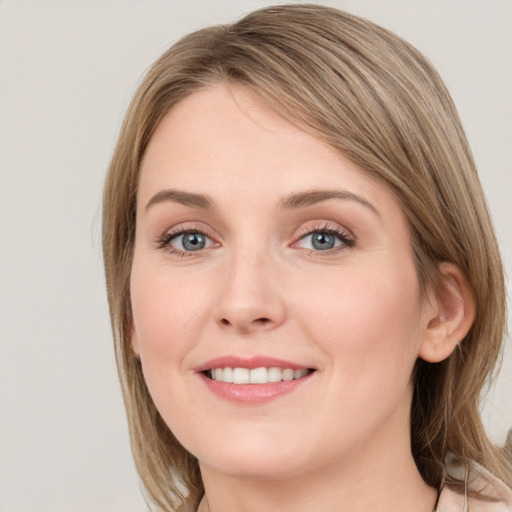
left=418, top=262, right=476, bottom=363
left=130, top=319, right=141, bottom=357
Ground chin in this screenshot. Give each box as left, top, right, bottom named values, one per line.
left=203, top=453, right=308, bottom=481
left=193, top=429, right=312, bottom=480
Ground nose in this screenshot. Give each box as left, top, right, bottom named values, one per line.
left=213, top=249, right=286, bottom=334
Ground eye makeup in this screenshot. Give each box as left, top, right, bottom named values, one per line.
left=153, top=218, right=356, bottom=260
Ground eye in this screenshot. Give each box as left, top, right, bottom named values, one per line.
left=157, top=229, right=215, bottom=255
left=306, top=232, right=338, bottom=250
left=295, top=227, right=355, bottom=252
left=172, top=232, right=211, bottom=251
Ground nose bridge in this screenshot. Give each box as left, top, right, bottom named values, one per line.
left=214, top=236, right=285, bottom=332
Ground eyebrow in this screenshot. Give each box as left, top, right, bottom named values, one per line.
left=144, top=188, right=379, bottom=216
left=279, top=190, right=380, bottom=216
left=145, top=189, right=214, bottom=212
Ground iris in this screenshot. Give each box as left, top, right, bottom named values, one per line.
left=311, top=232, right=336, bottom=250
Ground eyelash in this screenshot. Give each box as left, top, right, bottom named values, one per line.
left=156, top=225, right=214, bottom=258
left=294, top=223, right=356, bottom=254
left=156, top=223, right=356, bottom=257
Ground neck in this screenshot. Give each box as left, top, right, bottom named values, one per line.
left=197, top=386, right=437, bottom=512
left=198, top=433, right=437, bottom=512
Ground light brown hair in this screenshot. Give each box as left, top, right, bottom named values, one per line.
left=102, top=4, right=510, bottom=510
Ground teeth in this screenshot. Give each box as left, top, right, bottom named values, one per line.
left=249, top=367, right=268, bottom=384
left=209, top=367, right=310, bottom=384
left=268, top=367, right=282, bottom=383
left=233, top=368, right=250, bottom=384
left=223, top=367, right=234, bottom=383
left=282, top=369, right=294, bottom=381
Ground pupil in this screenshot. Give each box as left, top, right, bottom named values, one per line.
left=312, top=232, right=334, bottom=250
left=183, top=233, right=205, bottom=251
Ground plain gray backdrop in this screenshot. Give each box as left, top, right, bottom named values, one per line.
left=1, top=1, right=510, bottom=510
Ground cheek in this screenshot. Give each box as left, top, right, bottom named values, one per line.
left=296, top=261, right=423, bottom=375
left=288, top=263, right=423, bottom=446
left=129, top=263, right=215, bottom=434
left=130, top=263, right=211, bottom=362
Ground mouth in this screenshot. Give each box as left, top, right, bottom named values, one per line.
left=204, top=367, right=315, bottom=384
left=195, top=356, right=316, bottom=403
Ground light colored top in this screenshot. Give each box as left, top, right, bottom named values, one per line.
left=194, top=458, right=512, bottom=512
left=438, top=458, right=512, bottom=512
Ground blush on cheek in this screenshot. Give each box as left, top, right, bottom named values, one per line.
left=132, top=274, right=211, bottom=360
left=302, top=270, right=421, bottom=366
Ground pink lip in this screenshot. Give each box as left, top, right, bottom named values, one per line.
left=199, top=375, right=313, bottom=403
left=194, top=355, right=312, bottom=373
left=194, top=356, right=315, bottom=404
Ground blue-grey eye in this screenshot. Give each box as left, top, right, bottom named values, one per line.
left=297, top=230, right=350, bottom=251
left=311, top=232, right=336, bottom=250
left=171, top=232, right=210, bottom=251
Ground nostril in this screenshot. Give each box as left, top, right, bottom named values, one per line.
left=217, top=309, right=280, bottom=331
left=219, top=317, right=271, bottom=328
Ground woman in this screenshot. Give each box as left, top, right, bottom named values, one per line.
left=102, top=4, right=511, bottom=511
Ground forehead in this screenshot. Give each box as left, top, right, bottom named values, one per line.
left=138, top=83, right=400, bottom=219
left=140, top=83, right=326, bottom=181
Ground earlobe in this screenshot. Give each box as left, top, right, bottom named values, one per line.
left=418, top=262, right=476, bottom=363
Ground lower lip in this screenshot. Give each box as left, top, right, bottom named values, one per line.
left=198, top=372, right=314, bottom=403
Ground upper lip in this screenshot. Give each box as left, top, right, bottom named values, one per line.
left=194, top=356, right=314, bottom=373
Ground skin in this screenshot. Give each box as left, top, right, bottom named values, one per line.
left=130, top=84, right=474, bottom=512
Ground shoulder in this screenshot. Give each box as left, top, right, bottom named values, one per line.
left=438, top=458, right=512, bottom=512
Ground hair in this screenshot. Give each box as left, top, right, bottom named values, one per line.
left=102, top=4, right=510, bottom=511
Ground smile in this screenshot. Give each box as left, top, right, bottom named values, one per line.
left=207, top=367, right=313, bottom=384
left=196, top=356, right=316, bottom=403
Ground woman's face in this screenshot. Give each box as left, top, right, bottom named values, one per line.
left=130, top=84, right=433, bottom=480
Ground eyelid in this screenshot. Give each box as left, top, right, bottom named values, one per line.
left=155, top=222, right=220, bottom=253
left=154, top=220, right=355, bottom=256
left=291, top=221, right=356, bottom=252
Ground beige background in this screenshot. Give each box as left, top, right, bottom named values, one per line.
left=1, top=1, right=510, bottom=510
